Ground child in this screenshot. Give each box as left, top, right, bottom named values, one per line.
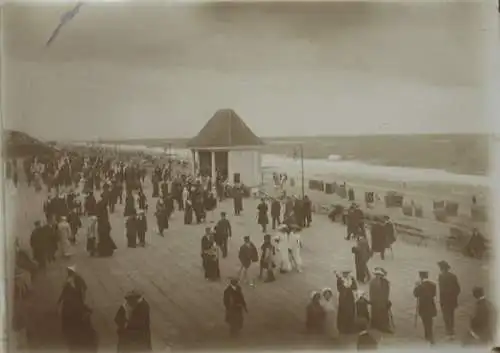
left=356, top=290, right=371, bottom=327
left=357, top=317, right=377, bottom=350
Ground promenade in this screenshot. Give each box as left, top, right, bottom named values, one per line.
left=7, top=180, right=491, bottom=352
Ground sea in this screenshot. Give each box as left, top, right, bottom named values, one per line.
left=76, top=142, right=490, bottom=188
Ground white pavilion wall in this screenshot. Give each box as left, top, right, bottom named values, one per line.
left=228, top=149, right=261, bottom=187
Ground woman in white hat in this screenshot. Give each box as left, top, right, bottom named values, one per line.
left=306, top=291, right=326, bottom=334
left=274, top=224, right=292, bottom=273
left=320, top=288, right=338, bottom=339
left=369, top=267, right=392, bottom=333
left=335, top=270, right=358, bottom=334
left=288, top=226, right=302, bottom=273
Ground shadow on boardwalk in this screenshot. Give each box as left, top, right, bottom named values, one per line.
left=8, top=181, right=491, bottom=352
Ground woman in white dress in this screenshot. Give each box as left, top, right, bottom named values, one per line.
left=58, top=216, right=73, bottom=258
left=273, top=225, right=292, bottom=273
left=320, top=288, right=338, bottom=339
left=288, top=228, right=303, bottom=272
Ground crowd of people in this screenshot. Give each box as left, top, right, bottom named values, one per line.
left=5, top=150, right=497, bottom=352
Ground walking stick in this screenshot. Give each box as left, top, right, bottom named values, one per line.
left=389, top=307, right=396, bottom=330
left=414, top=298, right=419, bottom=328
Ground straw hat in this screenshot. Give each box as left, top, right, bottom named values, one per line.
left=373, top=267, right=387, bottom=276
left=277, top=224, right=288, bottom=231
left=67, top=265, right=77, bottom=273
left=310, top=291, right=320, bottom=300
left=322, top=287, right=333, bottom=296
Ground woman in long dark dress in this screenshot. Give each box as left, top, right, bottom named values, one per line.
left=84, top=192, right=97, bottom=216
left=126, top=214, right=138, bottom=248
left=184, top=200, right=193, bottom=225
left=155, top=199, right=168, bottom=236
left=257, top=199, right=269, bottom=233
left=97, top=217, right=117, bottom=257
left=124, top=192, right=136, bottom=217
left=336, top=270, right=358, bottom=334
left=57, top=266, right=90, bottom=351
left=205, top=243, right=221, bottom=280
left=115, top=290, right=152, bottom=352
left=306, top=292, right=326, bottom=334
left=151, top=173, right=160, bottom=198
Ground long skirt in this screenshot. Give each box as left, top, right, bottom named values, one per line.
left=97, top=231, right=117, bottom=257
left=324, top=309, right=339, bottom=338
left=87, top=237, right=96, bottom=255
left=371, top=304, right=391, bottom=331
left=205, top=256, right=220, bottom=280
left=156, top=215, right=168, bottom=233
left=184, top=208, right=193, bottom=225
left=117, top=329, right=152, bottom=352
left=226, top=308, right=244, bottom=332
left=152, top=183, right=159, bottom=198
left=337, top=294, right=356, bottom=334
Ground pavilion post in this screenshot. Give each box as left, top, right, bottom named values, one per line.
left=211, top=151, right=216, bottom=181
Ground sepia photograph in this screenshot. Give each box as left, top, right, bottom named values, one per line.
left=1, top=1, right=498, bottom=352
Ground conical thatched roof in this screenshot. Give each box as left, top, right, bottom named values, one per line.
left=187, top=109, right=263, bottom=148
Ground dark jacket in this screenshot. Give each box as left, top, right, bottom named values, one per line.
left=470, top=298, right=495, bottom=343
left=115, top=299, right=152, bottom=352
left=223, top=285, right=247, bottom=312
left=413, top=280, right=437, bottom=318
left=215, top=219, right=232, bottom=239
left=438, top=271, right=460, bottom=309
left=271, top=200, right=281, bottom=217
left=238, top=243, right=258, bottom=267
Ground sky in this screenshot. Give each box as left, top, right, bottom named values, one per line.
left=2, top=1, right=497, bottom=141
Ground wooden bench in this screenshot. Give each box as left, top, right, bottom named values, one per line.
left=394, top=223, right=428, bottom=247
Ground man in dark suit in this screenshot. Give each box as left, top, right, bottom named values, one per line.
left=215, top=212, right=232, bottom=258
left=271, top=199, right=281, bottom=230
left=414, top=271, right=437, bottom=345
left=224, top=278, right=248, bottom=337
left=470, top=286, right=496, bottom=344
left=437, top=260, right=461, bottom=339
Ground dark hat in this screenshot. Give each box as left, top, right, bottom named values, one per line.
left=419, top=271, right=429, bottom=277
left=437, top=260, right=450, bottom=270
left=472, top=286, right=484, bottom=298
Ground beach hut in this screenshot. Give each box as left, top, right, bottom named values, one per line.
left=187, top=109, right=264, bottom=187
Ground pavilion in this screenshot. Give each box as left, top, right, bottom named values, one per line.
left=187, top=109, right=264, bottom=187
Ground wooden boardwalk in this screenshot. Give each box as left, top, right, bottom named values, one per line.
left=7, top=180, right=491, bottom=352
